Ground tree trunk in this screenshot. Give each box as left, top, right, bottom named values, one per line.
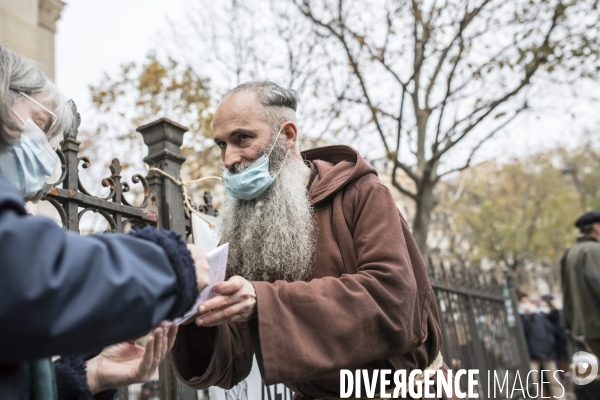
left=412, top=175, right=436, bottom=261
left=415, top=109, right=429, bottom=174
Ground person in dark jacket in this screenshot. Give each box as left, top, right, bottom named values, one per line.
left=518, top=294, right=565, bottom=398
left=539, top=295, right=568, bottom=379
left=0, top=45, right=210, bottom=399
left=561, top=211, right=600, bottom=398
left=562, top=211, right=600, bottom=358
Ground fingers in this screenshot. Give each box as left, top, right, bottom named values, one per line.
left=138, top=333, right=155, bottom=380
left=197, top=294, right=230, bottom=315
left=195, top=297, right=256, bottom=327
left=136, top=324, right=168, bottom=383
left=159, top=326, right=170, bottom=360
left=187, top=244, right=210, bottom=290
left=187, top=244, right=208, bottom=263
left=197, top=276, right=248, bottom=313
left=213, top=278, right=244, bottom=295
left=187, top=244, right=209, bottom=275
left=166, top=323, right=178, bottom=352
left=153, top=324, right=165, bottom=369
left=195, top=277, right=257, bottom=326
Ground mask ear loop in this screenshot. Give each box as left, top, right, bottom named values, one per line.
left=272, top=150, right=290, bottom=179
left=18, top=92, right=58, bottom=119
left=11, top=109, right=26, bottom=125
left=267, top=125, right=285, bottom=158
left=18, top=92, right=59, bottom=135
left=267, top=125, right=290, bottom=179
left=12, top=104, right=58, bottom=156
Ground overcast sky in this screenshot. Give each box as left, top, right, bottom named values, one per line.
left=55, top=0, right=599, bottom=163
left=55, top=0, right=186, bottom=116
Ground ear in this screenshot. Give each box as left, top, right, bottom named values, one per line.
left=281, top=122, right=298, bottom=149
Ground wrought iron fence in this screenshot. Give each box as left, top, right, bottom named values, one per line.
left=428, top=260, right=531, bottom=399
left=41, top=102, right=214, bottom=400
left=39, top=102, right=531, bottom=400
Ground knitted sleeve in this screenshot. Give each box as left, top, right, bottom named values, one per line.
left=128, top=227, right=199, bottom=320
left=54, top=355, right=117, bottom=400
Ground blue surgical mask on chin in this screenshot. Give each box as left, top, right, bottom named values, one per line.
left=222, top=126, right=289, bottom=201
left=0, top=116, right=58, bottom=197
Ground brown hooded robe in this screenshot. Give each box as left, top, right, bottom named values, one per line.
left=172, top=145, right=456, bottom=400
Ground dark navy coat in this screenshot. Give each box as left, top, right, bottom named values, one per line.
left=0, top=177, right=198, bottom=398
left=521, top=312, right=563, bottom=361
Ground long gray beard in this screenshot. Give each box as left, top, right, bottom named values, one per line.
left=219, top=142, right=315, bottom=282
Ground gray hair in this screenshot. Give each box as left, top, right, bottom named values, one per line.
left=226, top=81, right=299, bottom=134
left=0, top=45, right=73, bottom=147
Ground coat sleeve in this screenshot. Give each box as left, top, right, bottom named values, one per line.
left=560, top=253, right=572, bottom=331
left=584, top=246, right=600, bottom=296
left=171, top=322, right=254, bottom=390
left=54, top=355, right=118, bottom=400
left=252, top=180, right=428, bottom=385
left=0, top=207, right=198, bottom=365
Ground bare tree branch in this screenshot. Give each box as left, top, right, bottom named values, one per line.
left=432, top=40, right=515, bottom=111
left=432, top=36, right=465, bottom=155
left=432, top=1, right=563, bottom=161
left=435, top=103, right=527, bottom=181
left=391, top=178, right=418, bottom=200
left=424, top=0, right=492, bottom=109
left=343, top=22, right=409, bottom=88
left=295, top=0, right=392, bottom=153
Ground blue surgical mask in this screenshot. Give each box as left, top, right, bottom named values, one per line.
left=0, top=109, right=58, bottom=196
left=222, top=127, right=289, bottom=200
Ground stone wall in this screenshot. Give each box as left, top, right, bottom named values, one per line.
left=0, top=0, right=65, bottom=78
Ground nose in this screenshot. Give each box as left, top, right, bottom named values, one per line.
left=223, top=148, right=243, bottom=170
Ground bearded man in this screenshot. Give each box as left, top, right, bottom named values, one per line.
left=172, top=81, right=456, bottom=400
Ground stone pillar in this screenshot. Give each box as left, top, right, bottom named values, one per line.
left=0, top=0, right=65, bottom=79
left=0, top=0, right=39, bottom=60
left=37, top=0, right=65, bottom=79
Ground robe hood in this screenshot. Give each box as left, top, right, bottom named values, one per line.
left=301, top=145, right=378, bottom=204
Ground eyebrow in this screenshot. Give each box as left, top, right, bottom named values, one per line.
left=213, top=128, right=256, bottom=143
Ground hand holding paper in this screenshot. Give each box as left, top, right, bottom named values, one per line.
left=176, top=212, right=252, bottom=326
left=175, top=243, right=229, bottom=325
left=193, top=275, right=258, bottom=327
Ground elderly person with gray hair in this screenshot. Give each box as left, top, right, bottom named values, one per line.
left=0, top=45, right=211, bottom=400
left=172, top=81, right=457, bottom=400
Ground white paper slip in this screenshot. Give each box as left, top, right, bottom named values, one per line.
left=191, top=213, right=220, bottom=253
left=173, top=242, right=229, bottom=325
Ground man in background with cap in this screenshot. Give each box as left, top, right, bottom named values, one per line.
left=561, top=211, right=600, bottom=359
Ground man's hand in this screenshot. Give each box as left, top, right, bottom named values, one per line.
left=195, top=276, right=257, bottom=326
left=86, top=322, right=178, bottom=394
left=187, top=244, right=210, bottom=291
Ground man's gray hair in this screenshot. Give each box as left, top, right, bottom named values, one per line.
left=0, top=45, right=73, bottom=147
left=227, top=81, right=299, bottom=133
